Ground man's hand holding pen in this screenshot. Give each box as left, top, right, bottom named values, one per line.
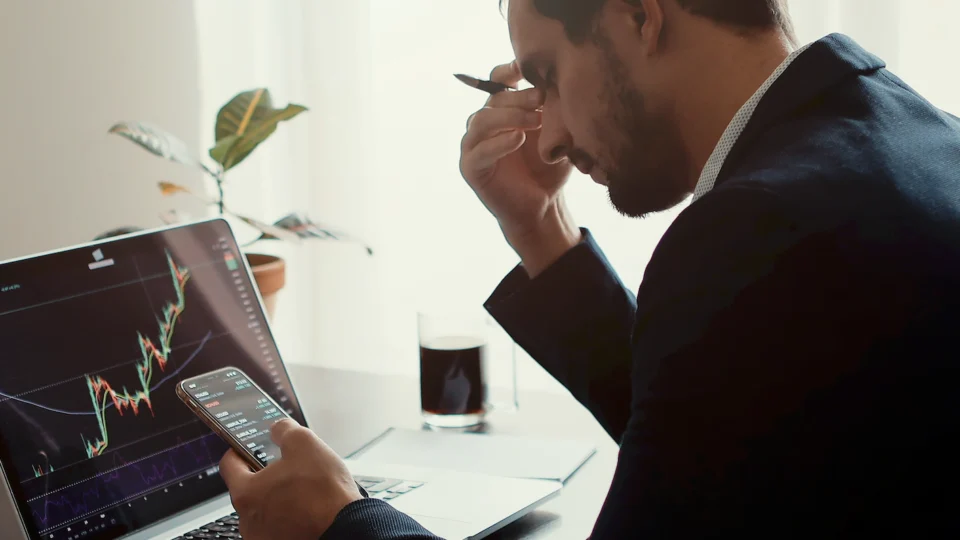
left=457, top=61, right=581, bottom=278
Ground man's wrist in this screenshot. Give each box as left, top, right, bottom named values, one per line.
left=313, top=484, right=365, bottom=538
left=507, top=201, right=581, bottom=278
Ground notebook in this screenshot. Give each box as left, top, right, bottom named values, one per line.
left=348, top=427, right=597, bottom=484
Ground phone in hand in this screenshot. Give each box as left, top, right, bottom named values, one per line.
left=177, top=366, right=290, bottom=471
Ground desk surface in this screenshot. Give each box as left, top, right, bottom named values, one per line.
left=286, top=364, right=619, bottom=540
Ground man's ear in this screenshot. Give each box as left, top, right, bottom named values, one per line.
left=625, top=0, right=646, bottom=29
left=622, top=0, right=664, bottom=54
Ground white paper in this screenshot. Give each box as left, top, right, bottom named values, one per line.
left=348, top=427, right=596, bottom=483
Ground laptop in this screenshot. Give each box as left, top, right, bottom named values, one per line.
left=0, top=218, right=561, bottom=540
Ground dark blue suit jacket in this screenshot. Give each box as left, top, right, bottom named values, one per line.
left=322, top=33, right=960, bottom=539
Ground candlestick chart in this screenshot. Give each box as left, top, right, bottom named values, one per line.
left=79, top=252, right=190, bottom=460
left=32, top=452, right=54, bottom=478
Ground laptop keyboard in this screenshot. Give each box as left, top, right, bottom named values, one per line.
left=171, top=476, right=424, bottom=539
left=355, top=474, right=425, bottom=500
left=171, top=512, right=240, bottom=539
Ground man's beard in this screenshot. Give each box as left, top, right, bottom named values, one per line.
left=594, top=37, right=692, bottom=218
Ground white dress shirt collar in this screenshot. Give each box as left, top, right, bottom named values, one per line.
left=691, top=43, right=812, bottom=202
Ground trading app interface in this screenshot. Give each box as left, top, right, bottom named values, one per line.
left=0, top=220, right=305, bottom=540
left=185, top=369, right=289, bottom=469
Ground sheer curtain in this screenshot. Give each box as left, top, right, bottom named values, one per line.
left=193, top=1, right=960, bottom=388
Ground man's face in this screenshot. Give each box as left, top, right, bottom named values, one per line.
left=508, top=0, right=691, bottom=218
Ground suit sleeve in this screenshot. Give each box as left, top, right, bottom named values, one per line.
left=485, top=230, right=638, bottom=442
left=588, top=185, right=879, bottom=537
left=321, top=499, right=443, bottom=540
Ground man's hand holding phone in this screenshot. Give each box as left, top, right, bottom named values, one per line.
left=219, top=418, right=363, bottom=540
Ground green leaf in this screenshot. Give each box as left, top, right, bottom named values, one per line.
left=214, top=88, right=274, bottom=143
left=108, top=121, right=202, bottom=169
left=224, top=106, right=306, bottom=171
left=208, top=134, right=240, bottom=167
left=209, top=88, right=308, bottom=172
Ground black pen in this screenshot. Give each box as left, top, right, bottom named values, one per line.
left=454, top=73, right=511, bottom=94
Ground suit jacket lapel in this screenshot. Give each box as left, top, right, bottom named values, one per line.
left=713, top=33, right=887, bottom=189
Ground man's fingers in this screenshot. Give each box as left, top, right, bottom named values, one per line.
left=219, top=449, right=254, bottom=493
left=269, top=418, right=303, bottom=452
left=271, top=418, right=322, bottom=459
left=463, top=87, right=543, bottom=146
left=485, top=87, right=544, bottom=109
left=489, top=61, right=523, bottom=88
left=269, top=418, right=299, bottom=445
left=462, top=108, right=542, bottom=151
left=464, top=130, right=527, bottom=173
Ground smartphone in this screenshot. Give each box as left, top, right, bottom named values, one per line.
left=177, top=366, right=290, bottom=471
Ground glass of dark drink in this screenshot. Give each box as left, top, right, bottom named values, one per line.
left=418, top=309, right=516, bottom=428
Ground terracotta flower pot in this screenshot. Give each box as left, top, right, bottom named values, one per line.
left=245, top=253, right=286, bottom=320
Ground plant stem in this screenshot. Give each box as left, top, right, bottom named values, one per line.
left=216, top=176, right=225, bottom=215
left=201, top=162, right=227, bottom=216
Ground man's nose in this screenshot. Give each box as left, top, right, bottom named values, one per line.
left=537, top=105, right=571, bottom=165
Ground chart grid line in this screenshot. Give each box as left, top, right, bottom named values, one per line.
left=0, top=330, right=223, bottom=415
left=0, top=331, right=229, bottom=404
left=21, top=418, right=205, bottom=484
left=37, top=460, right=220, bottom=535
left=133, top=255, right=159, bottom=322
left=27, top=433, right=218, bottom=502
left=0, top=258, right=219, bottom=320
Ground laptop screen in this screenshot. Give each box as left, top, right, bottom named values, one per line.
left=0, top=219, right=307, bottom=540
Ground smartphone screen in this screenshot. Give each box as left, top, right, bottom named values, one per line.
left=181, top=367, right=290, bottom=469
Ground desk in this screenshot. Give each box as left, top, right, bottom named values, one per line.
left=286, top=364, right=619, bottom=540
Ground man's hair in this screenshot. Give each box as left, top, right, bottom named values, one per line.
left=500, top=0, right=794, bottom=43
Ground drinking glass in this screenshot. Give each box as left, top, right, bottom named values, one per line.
left=418, top=309, right=518, bottom=428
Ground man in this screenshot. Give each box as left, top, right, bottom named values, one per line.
left=219, top=0, right=960, bottom=538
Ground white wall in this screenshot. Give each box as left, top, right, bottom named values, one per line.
left=0, top=0, right=205, bottom=261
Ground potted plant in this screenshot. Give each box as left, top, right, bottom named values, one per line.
left=103, top=88, right=371, bottom=319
